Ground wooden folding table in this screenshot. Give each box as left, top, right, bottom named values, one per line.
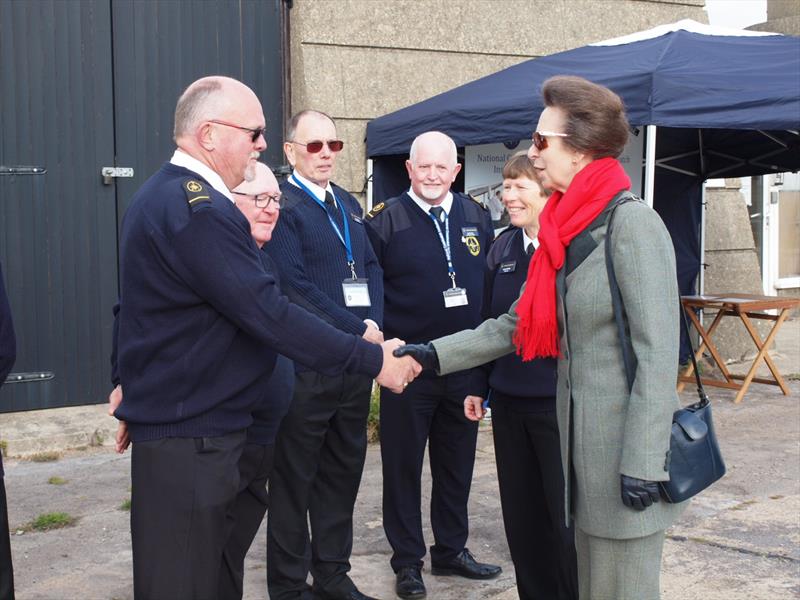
left=677, top=293, right=800, bottom=403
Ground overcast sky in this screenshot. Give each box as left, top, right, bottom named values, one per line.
left=704, top=0, right=767, bottom=28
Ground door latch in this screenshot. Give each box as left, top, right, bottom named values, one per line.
left=101, top=167, right=134, bottom=185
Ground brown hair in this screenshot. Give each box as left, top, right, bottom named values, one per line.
left=541, top=76, right=629, bottom=159
left=502, top=151, right=538, bottom=181
left=502, top=152, right=548, bottom=195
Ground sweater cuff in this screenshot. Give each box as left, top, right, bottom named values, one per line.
left=467, top=367, right=490, bottom=398
left=357, top=340, right=383, bottom=379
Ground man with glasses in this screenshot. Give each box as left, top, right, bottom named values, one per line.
left=110, top=78, right=420, bottom=600
left=265, top=110, right=383, bottom=600
left=219, top=161, right=291, bottom=600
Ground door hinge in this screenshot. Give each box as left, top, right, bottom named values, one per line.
left=4, top=371, right=55, bottom=384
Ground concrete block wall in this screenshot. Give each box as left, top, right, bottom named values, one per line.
left=704, top=182, right=772, bottom=363
left=286, top=0, right=706, bottom=200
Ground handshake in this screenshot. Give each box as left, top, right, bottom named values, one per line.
left=374, top=340, right=440, bottom=393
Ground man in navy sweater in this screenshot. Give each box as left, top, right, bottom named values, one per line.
left=0, top=260, right=16, bottom=600
left=109, top=77, right=419, bottom=600
left=218, top=161, right=293, bottom=600
left=365, top=131, right=500, bottom=600
left=265, top=110, right=383, bottom=600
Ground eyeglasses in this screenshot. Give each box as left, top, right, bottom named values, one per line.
left=209, top=119, right=266, bottom=143
left=232, top=191, right=283, bottom=209
left=290, top=139, right=344, bottom=153
left=531, top=131, right=569, bottom=151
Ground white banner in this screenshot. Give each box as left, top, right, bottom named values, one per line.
left=464, top=133, right=644, bottom=209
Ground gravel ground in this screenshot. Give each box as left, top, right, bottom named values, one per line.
left=4, top=377, right=799, bottom=599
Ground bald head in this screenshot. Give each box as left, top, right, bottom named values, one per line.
left=174, top=76, right=256, bottom=141
left=172, top=75, right=267, bottom=191
left=233, top=162, right=279, bottom=198
left=408, top=131, right=457, bottom=167
left=405, top=131, right=461, bottom=205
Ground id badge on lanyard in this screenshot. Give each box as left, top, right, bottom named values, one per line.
left=429, top=211, right=468, bottom=309
left=343, top=278, right=371, bottom=307
left=443, top=287, right=468, bottom=308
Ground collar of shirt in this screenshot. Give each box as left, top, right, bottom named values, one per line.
left=521, top=228, right=540, bottom=251
left=289, top=170, right=334, bottom=202
left=170, top=149, right=234, bottom=203
left=407, top=188, right=453, bottom=217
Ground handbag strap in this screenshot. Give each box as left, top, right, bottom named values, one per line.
left=604, top=193, right=639, bottom=393
left=679, top=303, right=709, bottom=406
left=604, top=194, right=706, bottom=404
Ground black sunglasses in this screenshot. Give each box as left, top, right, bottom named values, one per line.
left=531, top=130, right=569, bottom=151
left=290, top=139, right=344, bottom=153
left=210, top=119, right=266, bottom=143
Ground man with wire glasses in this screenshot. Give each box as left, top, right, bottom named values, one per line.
left=218, top=162, right=291, bottom=600
left=265, top=110, right=383, bottom=600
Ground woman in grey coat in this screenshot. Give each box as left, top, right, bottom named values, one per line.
left=397, top=76, right=685, bottom=600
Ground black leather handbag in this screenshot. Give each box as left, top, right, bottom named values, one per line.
left=605, top=195, right=726, bottom=504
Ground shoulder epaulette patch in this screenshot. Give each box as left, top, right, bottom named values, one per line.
left=366, top=202, right=386, bottom=219
left=183, top=179, right=211, bottom=210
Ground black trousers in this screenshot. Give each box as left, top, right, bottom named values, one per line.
left=380, top=372, right=478, bottom=572
left=491, top=400, right=578, bottom=600
left=267, top=372, right=372, bottom=600
left=131, top=432, right=245, bottom=600
left=0, top=477, right=14, bottom=600
left=218, top=442, right=275, bottom=600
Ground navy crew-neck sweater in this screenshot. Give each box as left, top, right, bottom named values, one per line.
left=469, top=227, right=557, bottom=406
left=265, top=181, right=383, bottom=372
left=365, top=192, right=493, bottom=346
left=247, top=253, right=293, bottom=446
left=114, top=163, right=382, bottom=442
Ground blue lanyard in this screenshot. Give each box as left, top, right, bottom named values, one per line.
left=291, top=175, right=357, bottom=278
left=428, top=211, right=457, bottom=288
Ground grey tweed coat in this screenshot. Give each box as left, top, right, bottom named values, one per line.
left=432, top=200, right=686, bottom=539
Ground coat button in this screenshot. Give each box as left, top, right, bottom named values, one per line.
left=664, top=450, right=671, bottom=472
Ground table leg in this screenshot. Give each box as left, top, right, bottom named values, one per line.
left=733, top=309, right=791, bottom=403
left=678, top=307, right=731, bottom=392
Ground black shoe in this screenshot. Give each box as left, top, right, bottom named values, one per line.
left=313, top=588, right=379, bottom=600
left=395, top=566, right=426, bottom=599
left=430, top=548, right=502, bottom=580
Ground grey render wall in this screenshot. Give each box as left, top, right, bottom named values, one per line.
left=285, top=0, right=707, bottom=199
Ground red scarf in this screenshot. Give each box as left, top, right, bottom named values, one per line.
left=513, top=157, right=631, bottom=360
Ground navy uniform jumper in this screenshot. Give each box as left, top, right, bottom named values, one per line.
left=218, top=252, right=295, bottom=600
left=469, top=227, right=578, bottom=600
left=114, top=161, right=382, bottom=600
left=365, top=191, right=493, bottom=572
left=264, top=175, right=384, bottom=600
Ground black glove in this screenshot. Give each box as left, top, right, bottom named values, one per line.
left=620, top=475, right=660, bottom=511
left=393, top=343, right=440, bottom=372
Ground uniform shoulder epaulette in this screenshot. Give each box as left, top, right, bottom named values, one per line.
left=183, top=179, right=211, bottom=211
left=366, top=201, right=386, bottom=219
